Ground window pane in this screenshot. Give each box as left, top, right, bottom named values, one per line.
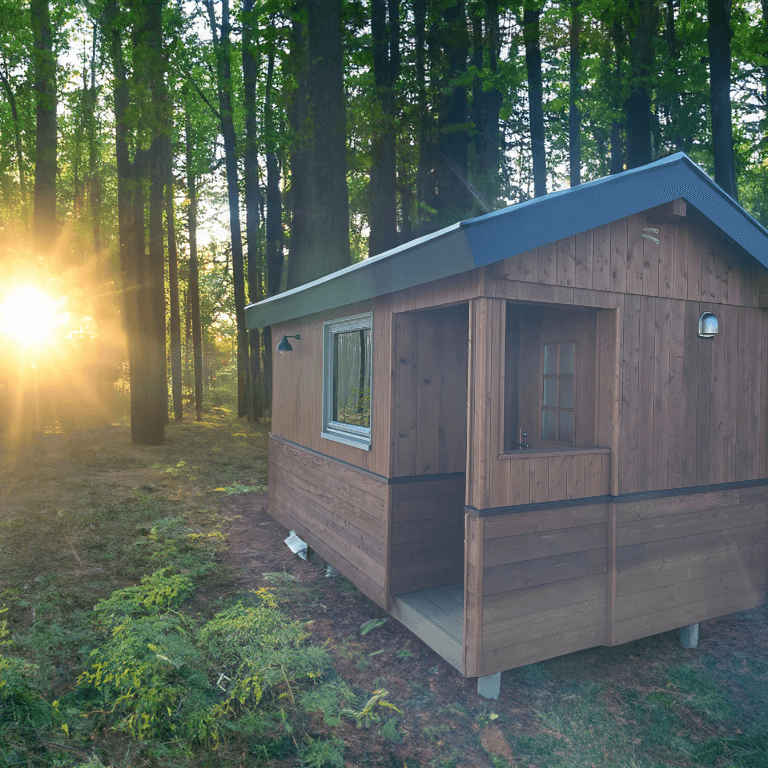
left=559, top=410, right=575, bottom=444
left=559, top=376, right=575, bottom=409
left=542, top=409, right=557, bottom=440
left=543, top=344, right=557, bottom=375
left=543, top=377, right=557, bottom=407
left=560, top=342, right=575, bottom=375
left=333, top=329, right=371, bottom=427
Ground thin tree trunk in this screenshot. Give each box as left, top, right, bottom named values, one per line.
left=166, top=143, right=182, bottom=422
left=708, top=0, right=738, bottom=199
left=31, top=0, right=57, bottom=247
left=185, top=99, right=204, bottom=421
left=569, top=0, right=582, bottom=186
left=625, top=0, right=657, bottom=169
left=242, top=0, right=263, bottom=421
left=205, top=0, right=251, bottom=416
left=524, top=1, right=546, bottom=197
left=414, top=0, right=431, bottom=236
left=0, top=68, right=27, bottom=223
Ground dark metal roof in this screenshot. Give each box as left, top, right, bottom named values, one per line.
left=246, top=153, right=768, bottom=329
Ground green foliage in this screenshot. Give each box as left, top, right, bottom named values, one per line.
left=359, top=617, right=387, bottom=636
left=340, top=688, right=401, bottom=729
left=300, top=679, right=355, bottom=727
left=380, top=715, right=401, bottom=743
left=300, top=735, right=346, bottom=768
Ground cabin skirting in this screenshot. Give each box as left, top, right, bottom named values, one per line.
left=464, top=485, right=768, bottom=677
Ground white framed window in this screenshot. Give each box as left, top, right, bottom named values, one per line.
left=322, top=312, right=373, bottom=450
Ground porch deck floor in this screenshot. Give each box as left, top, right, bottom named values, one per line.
left=390, top=584, right=464, bottom=672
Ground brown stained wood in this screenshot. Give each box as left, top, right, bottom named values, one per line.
left=626, top=214, right=645, bottom=295
left=609, top=298, right=623, bottom=496
left=621, top=295, right=641, bottom=494
left=614, top=584, right=765, bottom=646
left=463, top=515, right=484, bottom=678
left=723, top=304, right=739, bottom=481
left=557, top=236, right=576, bottom=287
left=736, top=306, right=751, bottom=479
left=507, top=457, right=531, bottom=505
left=709, top=317, right=726, bottom=484
left=672, top=219, right=688, bottom=300
left=479, top=621, right=606, bottom=676
left=685, top=220, right=702, bottom=302
left=666, top=300, right=686, bottom=489
left=700, top=237, right=716, bottom=302
left=566, top=453, right=586, bottom=499
left=714, top=249, right=729, bottom=305
left=482, top=597, right=606, bottom=651
left=761, top=312, right=768, bottom=477
left=607, top=503, right=618, bottom=645
left=682, top=301, right=700, bottom=486
left=482, top=573, right=607, bottom=624
left=537, top=242, right=557, bottom=285
left=391, top=515, right=464, bottom=545
left=483, top=523, right=607, bottom=568
left=483, top=547, right=607, bottom=595
left=549, top=454, right=568, bottom=501
left=616, top=504, right=768, bottom=548
left=616, top=566, right=765, bottom=623
left=575, top=230, right=594, bottom=289
left=529, top=457, right=550, bottom=503
left=415, top=317, right=441, bottom=474
left=658, top=220, right=674, bottom=298
left=748, top=309, right=763, bottom=479
left=652, top=298, right=671, bottom=490
left=638, top=297, right=656, bottom=491
left=739, top=486, right=768, bottom=504
left=489, top=300, right=506, bottom=505
left=728, top=258, right=742, bottom=307
left=584, top=453, right=602, bottom=496
left=483, top=502, right=609, bottom=538
left=592, top=223, right=611, bottom=292
left=618, top=527, right=767, bottom=571
left=642, top=225, right=660, bottom=297
left=696, top=305, right=713, bottom=487
left=618, top=488, right=740, bottom=521
left=617, top=545, right=767, bottom=597
left=554, top=286, right=575, bottom=305
left=645, top=199, right=687, bottom=223
left=390, top=477, right=465, bottom=506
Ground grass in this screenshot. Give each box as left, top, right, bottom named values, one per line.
left=1, top=409, right=767, bottom=767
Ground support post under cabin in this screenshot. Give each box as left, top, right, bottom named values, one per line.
left=477, top=673, right=501, bottom=700
left=680, top=623, right=699, bottom=649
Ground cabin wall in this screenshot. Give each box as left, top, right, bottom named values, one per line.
left=464, top=487, right=768, bottom=677
left=270, top=295, right=393, bottom=477
left=268, top=436, right=390, bottom=607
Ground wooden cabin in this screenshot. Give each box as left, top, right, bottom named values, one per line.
left=246, top=153, right=768, bottom=689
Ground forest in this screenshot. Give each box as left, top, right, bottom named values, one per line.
left=0, top=0, right=766, bottom=444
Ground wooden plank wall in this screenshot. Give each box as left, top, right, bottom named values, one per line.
left=268, top=436, right=390, bottom=608
left=270, top=295, right=393, bottom=477
left=614, top=486, right=768, bottom=644
left=389, top=476, right=465, bottom=595
left=393, top=305, right=469, bottom=477
left=475, top=503, right=610, bottom=676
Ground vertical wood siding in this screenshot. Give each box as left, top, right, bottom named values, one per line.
left=268, top=436, right=390, bottom=607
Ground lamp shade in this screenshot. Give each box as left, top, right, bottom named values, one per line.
left=276, top=335, right=293, bottom=353
left=698, top=311, right=719, bottom=338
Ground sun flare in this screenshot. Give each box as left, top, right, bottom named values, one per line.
left=0, top=286, right=64, bottom=346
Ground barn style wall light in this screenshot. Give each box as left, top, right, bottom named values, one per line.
left=698, top=312, right=719, bottom=338
left=277, top=334, right=300, bottom=353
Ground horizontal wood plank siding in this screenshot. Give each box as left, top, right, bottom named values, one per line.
left=614, top=486, right=768, bottom=645
left=478, top=503, right=610, bottom=676
left=268, top=437, right=389, bottom=607
left=390, top=477, right=466, bottom=595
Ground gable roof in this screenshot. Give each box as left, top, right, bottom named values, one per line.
left=246, top=153, right=768, bottom=329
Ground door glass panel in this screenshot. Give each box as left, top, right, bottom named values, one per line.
left=560, top=342, right=575, bottom=375
left=542, top=409, right=557, bottom=440
left=559, top=376, right=575, bottom=409
left=543, top=344, right=557, bottom=375
left=543, top=377, right=557, bottom=407
left=559, top=410, right=575, bottom=444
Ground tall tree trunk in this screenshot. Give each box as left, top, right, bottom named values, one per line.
left=479, top=0, right=503, bottom=182
left=437, top=0, right=472, bottom=219
left=87, top=25, right=103, bottom=272
left=569, top=0, right=582, bottom=186
left=31, top=0, right=56, bottom=248
left=524, top=0, right=546, bottom=197
left=625, top=0, right=657, bottom=169
left=242, top=0, right=263, bottom=421
left=185, top=99, right=204, bottom=421
left=610, top=20, right=626, bottom=174
left=708, top=0, right=738, bottom=199
left=0, top=68, right=27, bottom=224
left=264, top=43, right=283, bottom=412
left=413, top=0, right=431, bottom=236
left=369, top=0, right=400, bottom=256
left=287, top=0, right=350, bottom=288
left=166, top=143, right=182, bottom=422
left=205, top=0, right=251, bottom=416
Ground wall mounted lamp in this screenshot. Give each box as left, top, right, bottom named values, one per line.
left=276, top=334, right=300, bottom=354
left=698, top=312, right=719, bottom=339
